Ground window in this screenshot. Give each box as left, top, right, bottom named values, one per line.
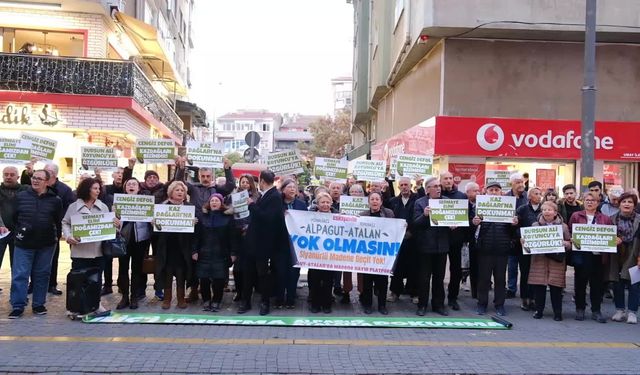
left=262, top=123, right=269, bottom=132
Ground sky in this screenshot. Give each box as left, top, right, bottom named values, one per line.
left=189, top=0, right=354, bottom=121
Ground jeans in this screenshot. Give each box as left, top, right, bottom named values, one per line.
left=0, top=232, right=15, bottom=272
left=10, top=245, right=56, bottom=310
left=507, top=255, right=518, bottom=293
left=613, top=279, right=640, bottom=312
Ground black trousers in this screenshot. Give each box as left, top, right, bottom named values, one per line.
left=469, top=242, right=479, bottom=299
left=241, top=255, right=272, bottom=306
left=518, top=254, right=533, bottom=299
left=533, top=284, right=563, bottom=315
left=200, top=278, right=225, bottom=303
left=361, top=274, right=388, bottom=308
left=447, top=242, right=463, bottom=302
left=232, top=255, right=244, bottom=296
left=477, top=254, right=508, bottom=308
left=417, top=252, right=447, bottom=310
left=103, top=255, right=113, bottom=287
left=574, top=253, right=604, bottom=312
left=116, top=239, right=150, bottom=298
left=389, top=239, right=418, bottom=296
left=308, top=269, right=334, bottom=309
left=48, top=241, right=61, bottom=288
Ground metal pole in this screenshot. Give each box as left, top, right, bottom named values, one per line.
left=580, top=0, right=597, bottom=193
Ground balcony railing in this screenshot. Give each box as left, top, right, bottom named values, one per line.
left=0, top=53, right=183, bottom=138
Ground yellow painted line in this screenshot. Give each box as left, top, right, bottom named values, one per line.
left=0, top=336, right=637, bottom=349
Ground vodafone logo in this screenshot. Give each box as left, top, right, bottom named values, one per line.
left=476, top=123, right=504, bottom=151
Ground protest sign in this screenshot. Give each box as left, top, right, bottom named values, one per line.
left=284, top=210, right=407, bottom=275
left=113, top=194, right=155, bottom=222
left=81, top=147, right=118, bottom=169
left=429, top=199, right=469, bottom=227
left=476, top=195, right=516, bottom=223
left=485, top=170, right=512, bottom=192
left=521, top=225, right=565, bottom=254
left=0, top=138, right=31, bottom=164
left=339, top=195, right=369, bottom=216
left=186, top=140, right=224, bottom=168
left=351, top=159, right=385, bottom=182
left=71, top=212, right=116, bottom=243
left=571, top=224, right=617, bottom=253
left=153, top=204, right=195, bottom=233
left=393, top=154, right=433, bottom=178
left=136, top=139, right=176, bottom=164
left=267, top=150, right=304, bottom=176
left=231, top=190, right=250, bottom=219
left=21, top=133, right=56, bottom=161
left=314, top=157, right=348, bottom=183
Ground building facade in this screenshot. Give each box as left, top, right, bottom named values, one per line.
left=331, top=76, right=353, bottom=114
left=273, top=114, right=320, bottom=152
left=215, top=110, right=283, bottom=158
left=349, top=0, right=640, bottom=190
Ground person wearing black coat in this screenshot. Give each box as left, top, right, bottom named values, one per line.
left=238, top=170, right=287, bottom=316
left=307, top=192, right=337, bottom=313
left=193, top=193, right=236, bottom=312
left=472, top=182, right=519, bottom=316
left=515, top=188, right=542, bottom=311
left=412, top=178, right=452, bottom=316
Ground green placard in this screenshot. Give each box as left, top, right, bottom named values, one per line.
left=71, top=212, right=117, bottom=243
left=113, top=194, right=154, bottom=222
left=136, top=139, right=176, bottom=164
left=21, top=133, right=57, bottom=161
left=476, top=195, right=517, bottom=223
left=521, top=225, right=565, bottom=254
left=571, top=224, right=617, bottom=253
left=429, top=199, right=469, bottom=226
left=0, top=138, right=31, bottom=164
left=186, top=140, right=223, bottom=168
left=394, top=154, right=433, bottom=177
left=314, top=157, right=348, bottom=182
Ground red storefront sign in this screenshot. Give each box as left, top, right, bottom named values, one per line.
left=434, top=116, right=640, bottom=161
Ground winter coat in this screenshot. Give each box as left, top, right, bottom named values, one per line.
left=568, top=210, right=613, bottom=268
left=283, top=197, right=308, bottom=211
left=412, top=196, right=450, bottom=254
left=506, top=190, right=527, bottom=209
left=140, top=182, right=167, bottom=204
left=0, top=182, right=28, bottom=230
left=558, top=199, right=583, bottom=224
left=515, top=202, right=542, bottom=256
left=360, top=207, right=395, bottom=218
left=13, top=187, right=62, bottom=249
left=245, top=186, right=287, bottom=259
left=528, top=215, right=570, bottom=288
left=153, top=200, right=196, bottom=279
left=606, top=212, right=640, bottom=282
left=193, top=210, right=235, bottom=280
left=441, top=187, right=468, bottom=247
left=61, top=199, right=111, bottom=259
left=50, top=179, right=75, bottom=213
left=476, top=220, right=516, bottom=256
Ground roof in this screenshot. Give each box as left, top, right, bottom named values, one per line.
left=281, top=114, right=324, bottom=129
left=274, top=131, right=314, bottom=141
left=218, top=110, right=280, bottom=120
left=176, top=100, right=207, bottom=127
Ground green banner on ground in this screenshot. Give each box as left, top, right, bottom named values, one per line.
left=83, top=312, right=509, bottom=329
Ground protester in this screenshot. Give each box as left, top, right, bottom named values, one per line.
left=472, top=181, right=519, bottom=316
left=358, top=192, right=395, bottom=314
left=568, top=191, right=612, bottom=323
left=307, top=192, right=336, bottom=313
left=506, top=172, right=527, bottom=299
left=413, top=177, right=452, bottom=316
left=526, top=201, right=571, bottom=321
left=543, top=190, right=559, bottom=203
left=607, top=192, right=640, bottom=324
left=0, top=166, right=28, bottom=285
left=464, top=182, right=481, bottom=299
left=328, top=181, right=346, bottom=299
left=587, top=180, right=608, bottom=212
left=347, top=182, right=365, bottom=300
left=558, top=184, right=583, bottom=224
left=105, top=168, right=124, bottom=195
left=601, top=189, right=621, bottom=217
left=516, top=187, right=542, bottom=312
left=6, top=169, right=62, bottom=319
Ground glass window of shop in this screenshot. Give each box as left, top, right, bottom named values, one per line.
left=603, top=162, right=638, bottom=192
left=1, top=28, right=84, bottom=57
left=486, top=159, right=576, bottom=193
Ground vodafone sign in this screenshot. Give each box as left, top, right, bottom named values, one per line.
left=434, top=116, right=640, bottom=161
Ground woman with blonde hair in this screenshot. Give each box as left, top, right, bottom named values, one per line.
left=307, top=192, right=336, bottom=313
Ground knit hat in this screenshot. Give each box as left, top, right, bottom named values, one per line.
left=209, top=193, right=224, bottom=203
left=144, top=170, right=159, bottom=180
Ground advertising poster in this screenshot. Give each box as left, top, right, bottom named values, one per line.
left=449, top=163, right=486, bottom=191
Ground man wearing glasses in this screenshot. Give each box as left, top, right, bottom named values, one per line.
left=4, top=170, right=63, bottom=319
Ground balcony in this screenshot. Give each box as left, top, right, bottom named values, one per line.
left=0, top=53, right=183, bottom=139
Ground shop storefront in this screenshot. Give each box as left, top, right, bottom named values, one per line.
left=372, top=116, right=640, bottom=192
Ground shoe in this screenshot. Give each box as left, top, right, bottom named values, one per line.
left=626, top=311, right=637, bottom=324
left=340, top=294, right=350, bottom=304
left=176, top=287, right=188, bottom=309
left=416, top=307, right=426, bottom=316
left=259, top=303, right=270, bottom=316
left=448, top=300, right=460, bottom=311
left=506, top=290, right=516, bottom=299
left=575, top=309, right=585, bottom=321
left=553, top=313, right=563, bottom=322
left=237, top=303, right=251, bottom=314
left=386, top=293, right=399, bottom=302
left=604, top=289, right=613, bottom=299
left=495, top=305, right=506, bottom=316
left=210, top=303, right=221, bottom=312
left=161, top=288, right=172, bottom=310
left=233, top=293, right=242, bottom=302
left=333, top=287, right=343, bottom=296
left=129, top=298, right=138, bottom=310
left=48, top=287, right=62, bottom=296
left=520, top=302, right=530, bottom=311
left=528, top=301, right=536, bottom=311
left=533, top=311, right=543, bottom=319
left=8, top=309, right=24, bottom=319
left=434, top=307, right=449, bottom=316
left=202, top=303, right=212, bottom=312
left=591, top=311, right=607, bottom=323
left=286, top=304, right=295, bottom=310
left=310, top=306, right=320, bottom=313
left=155, top=290, right=164, bottom=301
left=185, top=288, right=199, bottom=304
left=378, top=306, right=389, bottom=315
left=100, top=286, right=113, bottom=296
left=322, top=306, right=332, bottom=314
left=363, top=306, right=373, bottom=314
left=476, top=305, right=487, bottom=315
left=611, top=309, right=626, bottom=322
left=33, top=306, right=47, bottom=315
left=274, top=301, right=284, bottom=309
left=116, top=296, right=130, bottom=310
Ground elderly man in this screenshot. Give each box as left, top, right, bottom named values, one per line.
left=465, top=182, right=481, bottom=299
left=328, top=181, right=348, bottom=299
left=0, top=167, right=28, bottom=289
left=505, top=172, right=527, bottom=299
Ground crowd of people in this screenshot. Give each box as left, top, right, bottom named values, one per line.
left=0, top=158, right=639, bottom=325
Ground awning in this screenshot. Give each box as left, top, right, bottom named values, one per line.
left=114, top=11, right=188, bottom=97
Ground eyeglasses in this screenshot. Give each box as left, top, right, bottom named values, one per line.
left=31, top=176, right=46, bottom=182
left=427, top=184, right=441, bottom=189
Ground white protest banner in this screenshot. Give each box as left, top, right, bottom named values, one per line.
left=113, top=194, right=155, bottom=222
left=485, top=170, right=512, bottom=192
left=21, top=133, right=57, bottom=161
left=267, top=150, right=304, bottom=176
left=136, top=139, right=176, bottom=164
left=476, top=195, right=517, bottom=223
left=352, top=159, right=385, bottom=182
left=231, top=190, right=250, bottom=219
left=186, top=140, right=224, bottom=168
left=81, top=146, right=118, bottom=170
left=71, top=212, right=116, bottom=243
left=571, top=224, right=617, bottom=253
left=339, top=195, right=369, bottom=216
left=521, top=225, right=565, bottom=254
left=394, top=154, right=433, bottom=178
left=314, top=157, right=348, bottom=183
left=285, top=210, right=407, bottom=275
left=153, top=204, right=195, bottom=233
left=429, top=199, right=469, bottom=227
left=0, top=138, right=31, bottom=164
